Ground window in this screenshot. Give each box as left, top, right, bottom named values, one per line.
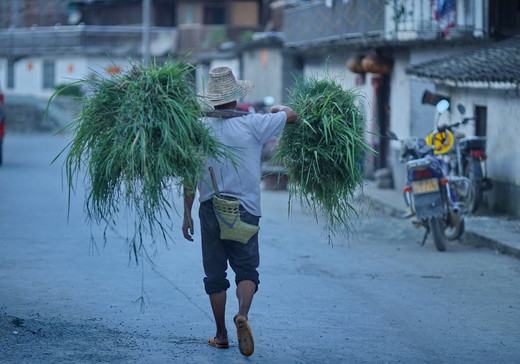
left=43, top=60, right=55, bottom=89
left=204, top=4, right=225, bottom=25
left=474, top=105, right=487, bottom=137
left=7, top=60, right=14, bottom=89
left=185, top=4, right=195, bottom=24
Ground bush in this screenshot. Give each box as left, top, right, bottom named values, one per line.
left=54, top=83, right=84, bottom=98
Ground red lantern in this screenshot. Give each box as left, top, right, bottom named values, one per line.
left=361, top=53, right=393, bottom=74
left=346, top=55, right=365, bottom=74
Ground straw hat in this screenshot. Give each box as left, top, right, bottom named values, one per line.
left=199, top=67, right=254, bottom=108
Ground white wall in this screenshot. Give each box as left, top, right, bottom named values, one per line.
left=387, top=50, right=413, bottom=189
left=487, top=92, right=520, bottom=183
left=388, top=51, right=411, bottom=141
left=437, top=86, right=520, bottom=184
left=242, top=47, right=283, bottom=104
left=1, top=55, right=134, bottom=99
left=55, top=58, right=90, bottom=85
left=0, top=59, right=6, bottom=91
left=14, top=58, right=43, bottom=95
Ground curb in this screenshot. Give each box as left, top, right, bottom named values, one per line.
left=367, top=196, right=520, bottom=260
left=460, top=231, right=520, bottom=259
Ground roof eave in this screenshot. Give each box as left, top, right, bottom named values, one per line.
left=407, top=74, right=520, bottom=90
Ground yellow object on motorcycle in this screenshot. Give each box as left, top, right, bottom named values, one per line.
left=425, top=129, right=454, bottom=155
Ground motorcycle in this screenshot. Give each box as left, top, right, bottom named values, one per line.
left=425, top=103, right=492, bottom=213
left=458, top=135, right=492, bottom=212
left=388, top=100, right=468, bottom=251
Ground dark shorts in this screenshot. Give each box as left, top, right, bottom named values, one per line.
left=199, top=199, right=260, bottom=295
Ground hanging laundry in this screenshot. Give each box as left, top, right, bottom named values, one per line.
left=432, top=0, right=456, bottom=36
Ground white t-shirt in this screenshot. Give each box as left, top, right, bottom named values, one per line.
left=197, top=111, right=287, bottom=216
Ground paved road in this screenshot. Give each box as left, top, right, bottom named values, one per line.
left=1, top=133, right=519, bottom=363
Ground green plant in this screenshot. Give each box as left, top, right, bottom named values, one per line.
left=238, top=30, right=254, bottom=42
left=386, top=0, right=407, bottom=37
left=54, top=83, right=84, bottom=97
left=201, top=28, right=229, bottom=50
left=275, top=74, right=374, bottom=239
left=52, top=58, right=236, bottom=262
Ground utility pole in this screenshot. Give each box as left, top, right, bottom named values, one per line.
left=12, top=0, right=21, bottom=27
left=142, top=0, right=151, bottom=65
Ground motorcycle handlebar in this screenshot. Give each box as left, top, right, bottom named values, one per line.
left=439, top=116, right=476, bottom=132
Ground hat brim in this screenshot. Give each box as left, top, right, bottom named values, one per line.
left=198, top=80, right=254, bottom=108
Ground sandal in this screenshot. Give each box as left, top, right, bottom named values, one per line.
left=208, top=336, right=229, bottom=349
left=234, top=314, right=254, bottom=356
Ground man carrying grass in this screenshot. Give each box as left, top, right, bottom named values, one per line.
left=182, top=67, right=297, bottom=357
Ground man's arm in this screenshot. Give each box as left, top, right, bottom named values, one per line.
left=270, top=104, right=298, bottom=123
left=182, top=185, right=195, bottom=242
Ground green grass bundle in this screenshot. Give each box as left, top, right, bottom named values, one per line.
left=276, top=74, right=374, bottom=237
left=53, top=59, right=234, bottom=261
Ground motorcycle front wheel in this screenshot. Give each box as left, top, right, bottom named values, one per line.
left=429, top=217, right=447, bottom=251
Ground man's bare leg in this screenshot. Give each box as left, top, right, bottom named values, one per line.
left=235, top=280, right=256, bottom=356
left=236, top=280, right=256, bottom=317
left=209, top=290, right=228, bottom=345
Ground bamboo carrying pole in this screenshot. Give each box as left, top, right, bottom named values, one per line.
left=209, top=167, right=221, bottom=198
left=202, top=110, right=250, bottom=119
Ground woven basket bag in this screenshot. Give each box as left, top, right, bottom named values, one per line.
left=209, top=167, right=259, bottom=244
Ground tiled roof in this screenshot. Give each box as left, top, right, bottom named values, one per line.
left=406, top=36, right=520, bottom=89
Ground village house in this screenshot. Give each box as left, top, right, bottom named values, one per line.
left=0, top=0, right=271, bottom=99
left=277, top=0, right=520, bottom=217
left=0, top=0, right=518, bottom=216
left=406, top=36, right=520, bottom=216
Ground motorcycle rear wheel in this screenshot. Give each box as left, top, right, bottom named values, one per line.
left=445, top=218, right=465, bottom=240
left=464, top=163, right=482, bottom=213
left=429, top=217, right=447, bottom=251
